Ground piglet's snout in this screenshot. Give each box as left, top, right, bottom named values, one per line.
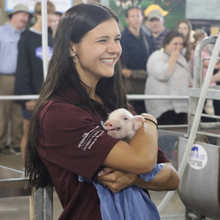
left=103, top=121, right=113, bottom=130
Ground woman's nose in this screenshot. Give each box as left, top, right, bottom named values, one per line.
left=107, top=42, right=121, bottom=54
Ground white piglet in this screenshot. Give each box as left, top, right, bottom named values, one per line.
left=103, top=108, right=144, bottom=143
left=80, top=109, right=162, bottom=220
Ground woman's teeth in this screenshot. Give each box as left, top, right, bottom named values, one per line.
left=101, top=59, right=114, bottom=63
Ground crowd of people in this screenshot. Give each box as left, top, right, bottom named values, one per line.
left=0, top=2, right=219, bottom=219
left=1, top=2, right=218, bottom=158
left=120, top=5, right=220, bottom=124
left=0, top=2, right=61, bottom=162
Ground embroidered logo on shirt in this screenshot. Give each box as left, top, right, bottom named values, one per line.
left=78, top=126, right=104, bottom=151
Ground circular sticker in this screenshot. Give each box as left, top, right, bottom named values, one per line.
left=188, top=144, right=208, bottom=170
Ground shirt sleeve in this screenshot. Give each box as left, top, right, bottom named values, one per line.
left=38, top=100, right=120, bottom=181
left=157, top=147, right=170, bottom=163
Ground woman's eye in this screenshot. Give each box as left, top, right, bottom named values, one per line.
left=99, top=39, right=106, bottom=43
left=124, top=117, right=128, bottom=120
left=115, top=38, right=121, bottom=42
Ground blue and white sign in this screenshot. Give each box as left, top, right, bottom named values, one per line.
left=5, top=0, right=73, bottom=13
left=188, top=144, right=208, bottom=170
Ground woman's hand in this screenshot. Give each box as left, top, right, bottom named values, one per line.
left=25, top=100, right=37, bottom=111
left=96, top=162, right=180, bottom=193
left=121, top=68, right=132, bottom=78
left=167, top=49, right=180, bottom=74
left=170, top=48, right=180, bottom=62
left=96, top=167, right=137, bottom=193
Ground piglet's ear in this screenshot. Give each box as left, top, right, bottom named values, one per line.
left=132, top=116, right=145, bottom=130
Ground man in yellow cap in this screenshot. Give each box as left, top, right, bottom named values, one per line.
left=144, top=4, right=169, bottom=18
left=142, top=5, right=169, bottom=50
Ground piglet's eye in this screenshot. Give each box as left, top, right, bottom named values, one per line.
left=124, top=117, right=128, bottom=120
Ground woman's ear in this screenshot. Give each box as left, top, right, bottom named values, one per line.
left=69, top=42, right=76, bottom=57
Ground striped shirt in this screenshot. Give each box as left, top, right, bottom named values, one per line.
left=151, top=28, right=169, bottom=51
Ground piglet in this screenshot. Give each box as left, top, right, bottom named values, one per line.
left=79, top=108, right=162, bottom=220
left=103, top=108, right=144, bottom=143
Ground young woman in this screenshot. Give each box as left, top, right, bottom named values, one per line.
left=145, top=31, right=192, bottom=125
left=25, top=3, right=179, bottom=220
left=177, top=19, right=193, bottom=62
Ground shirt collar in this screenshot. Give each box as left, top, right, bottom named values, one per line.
left=126, top=28, right=143, bottom=40
left=8, top=22, right=24, bottom=34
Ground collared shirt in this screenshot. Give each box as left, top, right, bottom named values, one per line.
left=0, top=23, right=24, bottom=74
left=151, top=28, right=169, bottom=51
left=141, top=24, right=152, bottom=36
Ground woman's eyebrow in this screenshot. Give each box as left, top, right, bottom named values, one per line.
left=97, top=34, right=121, bottom=40
left=97, top=36, right=109, bottom=39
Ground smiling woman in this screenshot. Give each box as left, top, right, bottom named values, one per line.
left=25, top=3, right=179, bottom=220
left=70, top=18, right=122, bottom=92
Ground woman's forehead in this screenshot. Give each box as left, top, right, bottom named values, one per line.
left=84, top=18, right=120, bottom=38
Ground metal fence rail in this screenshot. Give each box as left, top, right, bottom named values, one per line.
left=0, top=94, right=189, bottom=100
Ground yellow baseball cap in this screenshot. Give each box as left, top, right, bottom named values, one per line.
left=144, top=4, right=169, bottom=17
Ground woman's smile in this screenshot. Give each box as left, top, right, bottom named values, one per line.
left=100, top=58, right=116, bottom=65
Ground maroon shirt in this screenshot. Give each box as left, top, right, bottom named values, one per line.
left=37, top=88, right=169, bottom=220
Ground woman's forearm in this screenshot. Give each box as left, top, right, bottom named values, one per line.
left=128, top=116, right=158, bottom=173
left=167, top=57, right=177, bottom=74
left=134, top=162, right=180, bottom=191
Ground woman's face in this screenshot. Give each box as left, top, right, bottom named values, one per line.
left=51, top=14, right=61, bottom=31
left=71, top=18, right=122, bottom=87
left=178, top=22, right=189, bottom=39
left=165, top=37, right=184, bottom=54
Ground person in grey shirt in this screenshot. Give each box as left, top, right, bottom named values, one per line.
left=145, top=31, right=192, bottom=125
left=0, top=4, right=31, bottom=156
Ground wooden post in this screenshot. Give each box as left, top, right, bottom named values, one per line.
left=29, top=188, right=34, bottom=220
left=1, top=0, right=10, bottom=25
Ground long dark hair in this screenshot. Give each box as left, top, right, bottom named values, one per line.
left=25, top=2, right=128, bottom=188
left=177, top=19, right=193, bottom=61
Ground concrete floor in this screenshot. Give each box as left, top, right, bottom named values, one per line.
left=0, top=147, right=186, bottom=220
